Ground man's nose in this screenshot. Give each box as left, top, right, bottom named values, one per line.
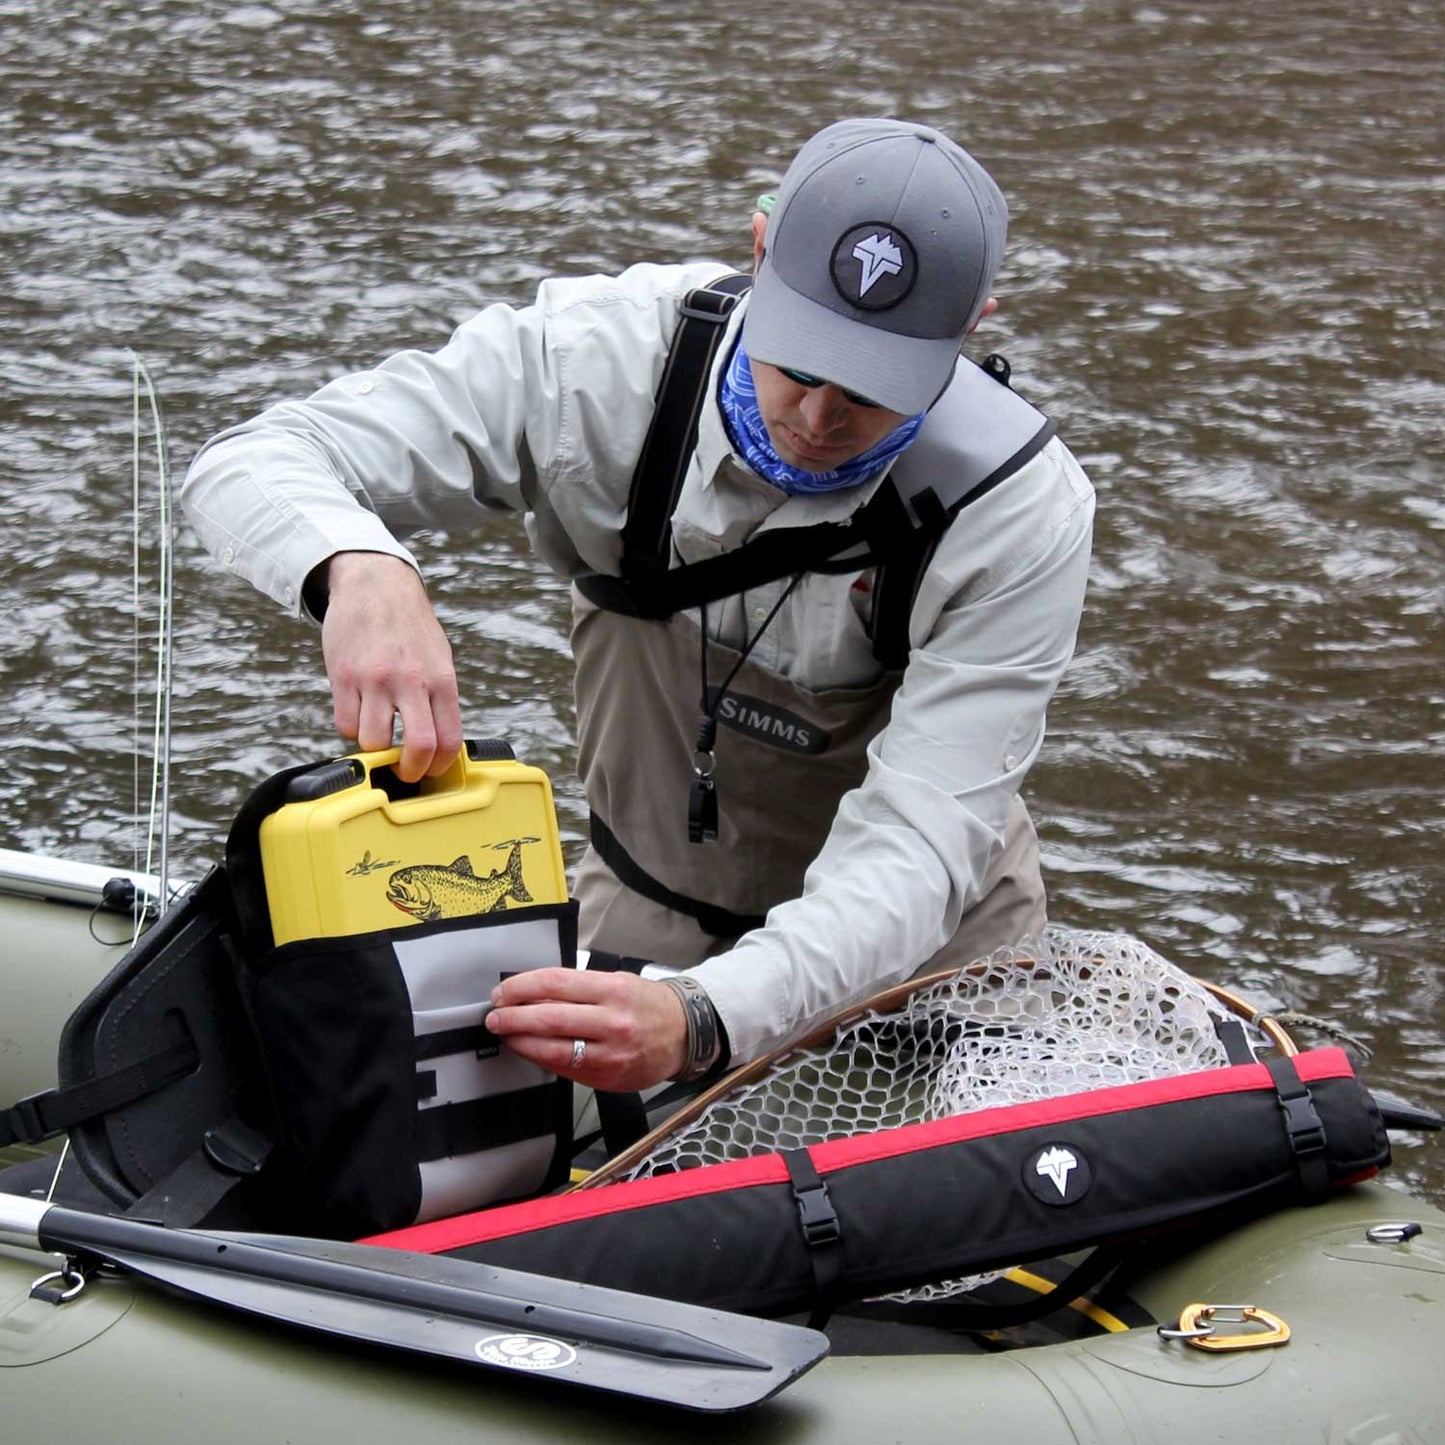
left=798, top=384, right=850, bottom=433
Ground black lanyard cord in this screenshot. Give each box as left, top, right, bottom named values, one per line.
left=688, top=574, right=803, bottom=844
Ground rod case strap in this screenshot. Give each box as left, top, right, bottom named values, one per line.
left=1266, top=1053, right=1331, bottom=1201
left=783, top=1148, right=844, bottom=1328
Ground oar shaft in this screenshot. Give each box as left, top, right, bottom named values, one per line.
left=8, top=1198, right=762, bottom=1370
left=0, top=1191, right=49, bottom=1249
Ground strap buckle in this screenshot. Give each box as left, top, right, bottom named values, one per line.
left=794, top=1179, right=842, bottom=1249
left=3, top=1090, right=53, bottom=1146
left=1278, top=1091, right=1327, bottom=1156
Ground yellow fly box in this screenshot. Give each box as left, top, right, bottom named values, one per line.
left=258, top=740, right=568, bottom=947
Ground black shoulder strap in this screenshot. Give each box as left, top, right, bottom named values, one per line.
left=620, top=272, right=753, bottom=580
left=585, top=321, right=1057, bottom=670
left=866, top=355, right=1057, bottom=669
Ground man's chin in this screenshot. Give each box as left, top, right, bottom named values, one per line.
left=772, top=425, right=851, bottom=471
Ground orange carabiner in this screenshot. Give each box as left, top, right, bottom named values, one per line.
left=1168, top=1302, right=1291, bottom=1352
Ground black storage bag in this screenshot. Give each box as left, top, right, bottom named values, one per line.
left=3, top=750, right=578, bottom=1237
left=242, top=902, right=576, bottom=1238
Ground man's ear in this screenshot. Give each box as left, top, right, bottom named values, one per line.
left=750, top=211, right=767, bottom=272
left=968, top=297, right=999, bottom=334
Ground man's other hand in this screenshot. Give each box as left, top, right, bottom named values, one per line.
left=486, top=968, right=689, bottom=1092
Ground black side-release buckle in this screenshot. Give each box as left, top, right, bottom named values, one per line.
left=1278, top=1090, right=1328, bottom=1157
left=1266, top=1056, right=1330, bottom=1201
left=795, top=1178, right=842, bottom=1248
left=2, top=1091, right=52, bottom=1147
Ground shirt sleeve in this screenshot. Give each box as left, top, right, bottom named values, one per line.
left=690, top=439, right=1096, bottom=1064
left=179, top=261, right=733, bottom=616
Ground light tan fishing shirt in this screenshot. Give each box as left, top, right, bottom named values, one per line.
left=182, top=261, right=1096, bottom=1064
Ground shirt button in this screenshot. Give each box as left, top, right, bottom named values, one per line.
left=1005, top=755, right=1018, bottom=770
left=222, top=545, right=235, bottom=565
left=751, top=606, right=767, bottom=622
left=283, top=586, right=295, bottom=605
left=355, top=379, right=374, bottom=395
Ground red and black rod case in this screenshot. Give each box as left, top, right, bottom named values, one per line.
left=368, top=1049, right=1389, bottom=1318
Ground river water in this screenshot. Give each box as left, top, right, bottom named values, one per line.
left=2, top=1, right=1441, bottom=1201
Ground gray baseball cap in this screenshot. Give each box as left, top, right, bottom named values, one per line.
left=743, top=118, right=1008, bottom=415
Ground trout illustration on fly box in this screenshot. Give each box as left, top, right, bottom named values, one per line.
left=258, top=741, right=568, bottom=946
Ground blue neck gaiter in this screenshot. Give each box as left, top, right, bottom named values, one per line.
left=718, top=343, right=925, bottom=496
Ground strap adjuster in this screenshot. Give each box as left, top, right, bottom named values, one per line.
left=677, top=292, right=741, bottom=323
left=3, top=1091, right=53, bottom=1146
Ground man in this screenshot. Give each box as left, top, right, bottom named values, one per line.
left=182, top=118, right=1095, bottom=1098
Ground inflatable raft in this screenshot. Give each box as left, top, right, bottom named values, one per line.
left=2, top=846, right=1443, bottom=1440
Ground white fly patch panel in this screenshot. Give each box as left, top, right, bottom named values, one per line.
left=395, top=915, right=566, bottom=1221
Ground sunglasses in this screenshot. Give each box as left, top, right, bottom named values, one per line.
left=775, top=366, right=883, bottom=410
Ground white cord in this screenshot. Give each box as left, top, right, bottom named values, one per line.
left=129, top=352, right=175, bottom=935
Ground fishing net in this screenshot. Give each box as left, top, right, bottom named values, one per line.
left=599, top=927, right=1263, bottom=1302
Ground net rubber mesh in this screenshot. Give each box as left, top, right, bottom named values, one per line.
left=612, top=927, right=1245, bottom=1302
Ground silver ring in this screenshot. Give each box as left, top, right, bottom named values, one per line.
left=571, top=1038, right=587, bottom=1068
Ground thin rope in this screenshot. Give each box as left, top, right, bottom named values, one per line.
left=130, top=352, right=175, bottom=931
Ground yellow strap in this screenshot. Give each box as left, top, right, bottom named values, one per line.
left=1002, top=1266, right=1132, bottom=1334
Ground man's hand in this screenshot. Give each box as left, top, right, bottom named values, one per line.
left=316, top=551, right=464, bottom=782
left=486, top=968, right=689, bottom=1092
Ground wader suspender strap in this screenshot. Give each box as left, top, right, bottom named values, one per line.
left=589, top=812, right=766, bottom=938
left=576, top=286, right=1056, bottom=940
left=578, top=275, right=1056, bottom=671
left=620, top=270, right=755, bottom=581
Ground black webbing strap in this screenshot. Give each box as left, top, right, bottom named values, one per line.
left=867, top=411, right=1058, bottom=669
left=413, top=1083, right=559, bottom=1163
left=581, top=480, right=917, bottom=622
left=621, top=272, right=753, bottom=580
left=124, top=1116, right=273, bottom=1228
left=783, top=1148, right=844, bottom=1329
left=1266, top=1054, right=1331, bottom=1201
left=414, top=1023, right=503, bottom=1102
left=589, top=811, right=765, bottom=939
left=415, top=1024, right=499, bottom=1063
left=1, top=1034, right=200, bottom=1148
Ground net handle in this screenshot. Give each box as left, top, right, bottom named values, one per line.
left=1202, top=981, right=1298, bottom=1057
left=576, top=957, right=1299, bottom=1191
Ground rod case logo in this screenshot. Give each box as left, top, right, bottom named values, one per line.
left=1024, top=1141, right=1092, bottom=1206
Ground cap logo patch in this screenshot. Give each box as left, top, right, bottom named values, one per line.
left=831, top=223, right=917, bottom=311
left=853, top=234, right=903, bottom=295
